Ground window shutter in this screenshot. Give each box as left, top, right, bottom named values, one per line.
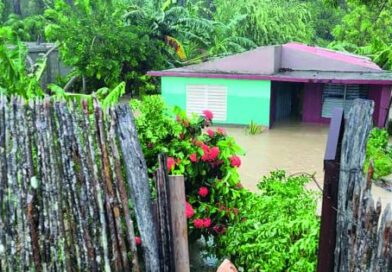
left=186, top=85, right=227, bottom=121
left=322, top=84, right=345, bottom=118
left=322, top=84, right=368, bottom=118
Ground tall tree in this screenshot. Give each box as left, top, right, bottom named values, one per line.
left=330, top=0, right=392, bottom=69
left=213, top=0, right=314, bottom=46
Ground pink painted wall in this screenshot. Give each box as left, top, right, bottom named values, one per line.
left=368, top=85, right=391, bottom=127
left=302, top=83, right=391, bottom=127
left=302, top=83, right=330, bottom=124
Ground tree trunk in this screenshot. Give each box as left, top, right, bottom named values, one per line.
left=13, top=0, right=21, bottom=15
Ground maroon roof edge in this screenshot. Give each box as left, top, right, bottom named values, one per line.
left=147, top=71, right=392, bottom=85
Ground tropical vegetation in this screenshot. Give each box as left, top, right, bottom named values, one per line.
left=0, top=0, right=391, bottom=270
left=1, top=0, right=392, bottom=96
left=131, top=96, right=320, bottom=270
left=366, top=128, right=392, bottom=180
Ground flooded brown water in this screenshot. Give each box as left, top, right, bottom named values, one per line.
left=221, top=121, right=392, bottom=209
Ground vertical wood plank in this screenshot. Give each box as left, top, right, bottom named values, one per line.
left=169, top=175, right=190, bottom=272
left=114, top=104, right=160, bottom=272
left=317, top=107, right=344, bottom=272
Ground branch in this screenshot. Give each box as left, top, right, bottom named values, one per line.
left=63, top=76, right=79, bottom=92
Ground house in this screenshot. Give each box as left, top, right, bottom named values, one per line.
left=148, top=42, right=392, bottom=127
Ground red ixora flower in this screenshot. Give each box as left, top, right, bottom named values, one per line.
left=135, top=236, right=142, bottom=246
left=193, top=219, right=204, bottom=229
left=167, top=157, right=176, bottom=172
left=217, top=127, right=226, bottom=135
left=203, top=218, right=211, bottom=228
left=229, top=155, right=241, bottom=168
left=198, top=187, right=209, bottom=197
left=185, top=201, right=195, bottom=219
left=202, top=110, right=213, bottom=121
left=209, top=147, right=220, bottom=160
left=201, top=146, right=220, bottom=162
left=189, top=153, right=198, bottom=162
left=206, top=129, right=215, bottom=138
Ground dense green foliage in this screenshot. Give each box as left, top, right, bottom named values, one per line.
left=366, top=128, right=392, bottom=179
left=0, top=27, right=44, bottom=97
left=213, top=0, right=314, bottom=45
left=44, top=0, right=168, bottom=94
left=217, top=171, right=320, bottom=271
left=329, top=0, right=392, bottom=69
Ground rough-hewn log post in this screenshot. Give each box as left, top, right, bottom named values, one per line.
left=317, top=107, right=344, bottom=272
left=334, top=99, right=374, bottom=272
left=168, top=175, right=190, bottom=272
left=155, top=155, right=174, bottom=272
left=114, top=104, right=160, bottom=271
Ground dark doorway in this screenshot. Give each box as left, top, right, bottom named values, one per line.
left=270, top=82, right=304, bottom=126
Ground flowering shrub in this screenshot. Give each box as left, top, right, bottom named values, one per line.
left=132, top=96, right=320, bottom=269
left=131, top=95, right=246, bottom=245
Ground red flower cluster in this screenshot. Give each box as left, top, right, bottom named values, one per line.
left=193, top=218, right=211, bottom=229
left=167, top=157, right=176, bottom=171
left=198, top=186, right=209, bottom=197
left=185, top=201, right=195, bottom=219
left=135, top=236, right=142, bottom=246
left=206, top=129, right=215, bottom=138
left=203, top=218, right=211, bottom=228
left=229, top=155, right=241, bottom=168
left=216, top=127, right=226, bottom=135
left=201, top=144, right=220, bottom=162
left=213, top=224, right=226, bottom=234
left=202, top=110, right=213, bottom=121
left=189, top=153, right=197, bottom=162
left=193, top=218, right=204, bottom=229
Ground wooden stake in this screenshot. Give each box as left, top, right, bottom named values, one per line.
left=168, top=175, right=190, bottom=272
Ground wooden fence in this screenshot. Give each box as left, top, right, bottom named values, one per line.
left=0, top=97, right=189, bottom=271
left=318, top=99, right=392, bottom=272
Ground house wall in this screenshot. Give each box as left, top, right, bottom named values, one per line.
left=302, top=83, right=330, bottom=124
left=302, top=83, right=391, bottom=127
left=368, top=85, right=391, bottom=126
left=161, top=77, right=271, bottom=126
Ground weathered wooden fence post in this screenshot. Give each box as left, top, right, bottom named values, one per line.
left=155, top=155, right=175, bottom=272
left=328, top=99, right=392, bottom=271
left=114, top=104, right=160, bottom=271
left=169, top=175, right=190, bottom=272
left=334, top=99, right=374, bottom=272
left=317, top=107, right=344, bottom=272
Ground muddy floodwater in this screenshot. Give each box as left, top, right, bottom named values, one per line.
left=221, top=121, right=392, bottom=209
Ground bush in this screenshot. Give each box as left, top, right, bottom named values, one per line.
left=387, top=120, right=392, bottom=136
left=45, top=0, right=167, bottom=94
left=366, top=128, right=392, bottom=179
left=132, top=97, right=320, bottom=269
left=217, top=171, right=320, bottom=271
left=131, top=95, right=246, bottom=244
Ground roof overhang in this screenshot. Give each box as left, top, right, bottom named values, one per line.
left=148, top=71, right=392, bottom=85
